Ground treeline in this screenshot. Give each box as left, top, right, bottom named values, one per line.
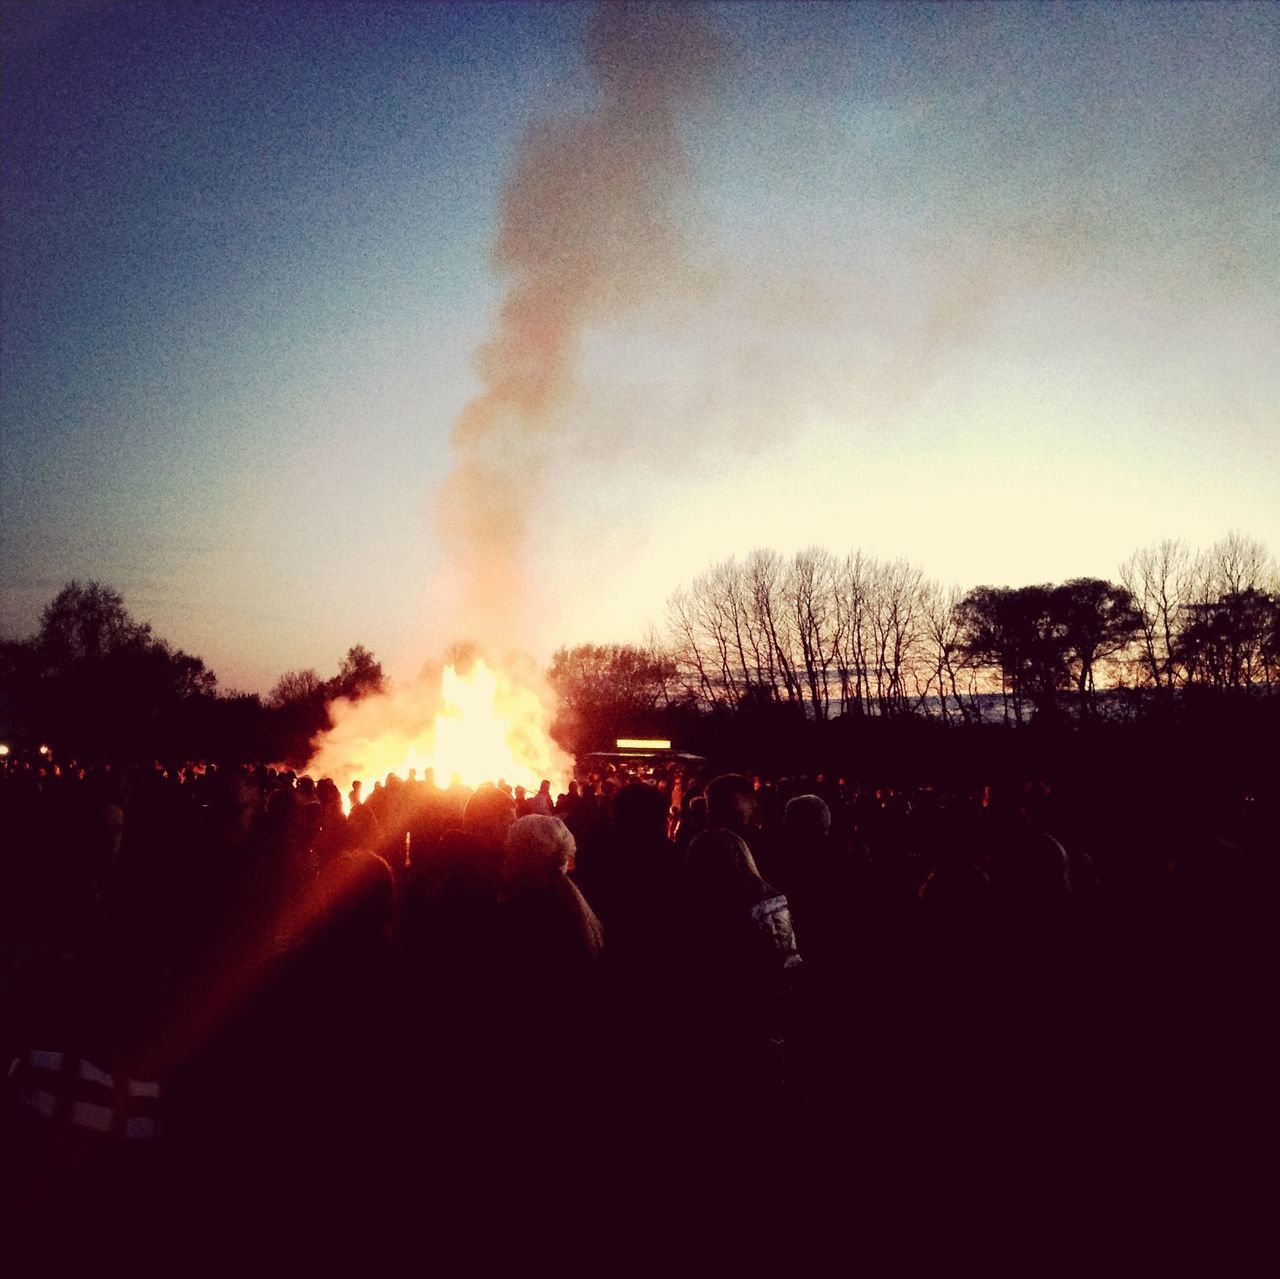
left=547, top=531, right=1279, bottom=760
left=656, top=531, right=1279, bottom=724
left=0, top=582, right=386, bottom=764
left=3, top=531, right=1276, bottom=766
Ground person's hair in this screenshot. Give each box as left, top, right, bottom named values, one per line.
left=463, top=784, right=517, bottom=848
left=612, top=781, right=669, bottom=842
left=784, top=793, right=831, bottom=839
left=316, top=777, right=342, bottom=809
left=504, top=814, right=576, bottom=888
left=987, top=831, right=1072, bottom=904
left=704, top=773, right=759, bottom=835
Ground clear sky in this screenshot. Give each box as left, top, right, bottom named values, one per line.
left=3, top=1, right=1276, bottom=694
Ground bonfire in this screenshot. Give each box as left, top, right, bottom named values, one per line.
left=306, top=656, right=570, bottom=812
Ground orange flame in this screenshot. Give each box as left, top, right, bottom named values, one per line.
left=306, top=658, right=570, bottom=812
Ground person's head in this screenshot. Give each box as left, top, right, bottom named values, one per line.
left=316, top=777, right=342, bottom=813
left=987, top=830, right=1071, bottom=906
left=463, top=783, right=518, bottom=851
left=612, top=781, right=670, bottom=844
left=705, top=773, right=761, bottom=837
left=784, top=794, right=831, bottom=841
left=504, top=814, right=576, bottom=889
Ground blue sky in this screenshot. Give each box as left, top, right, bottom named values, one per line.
left=3, top=1, right=1277, bottom=693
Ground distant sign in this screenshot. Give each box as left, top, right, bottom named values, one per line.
left=615, top=738, right=672, bottom=750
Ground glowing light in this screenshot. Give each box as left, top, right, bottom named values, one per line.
left=0, top=744, right=9, bottom=757
left=38, top=744, right=50, bottom=756
left=615, top=738, right=672, bottom=750
left=307, top=658, right=570, bottom=814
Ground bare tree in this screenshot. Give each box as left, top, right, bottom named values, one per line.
left=832, top=551, right=873, bottom=715
left=691, top=559, right=748, bottom=708
left=1120, top=539, right=1195, bottom=691
left=868, top=557, right=926, bottom=716
left=642, top=625, right=681, bottom=709
left=669, top=552, right=815, bottom=711
left=1198, top=530, right=1276, bottom=601
left=1180, top=533, right=1278, bottom=689
left=665, top=586, right=717, bottom=708
left=785, top=548, right=838, bottom=718
left=716, top=557, right=762, bottom=703
left=745, top=547, right=801, bottom=703
left=918, top=581, right=983, bottom=722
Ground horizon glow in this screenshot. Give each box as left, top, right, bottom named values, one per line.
left=2, top=2, right=1276, bottom=695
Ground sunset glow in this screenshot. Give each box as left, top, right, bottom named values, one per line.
left=1, top=3, right=1276, bottom=694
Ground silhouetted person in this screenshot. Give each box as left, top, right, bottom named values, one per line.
left=488, top=814, right=605, bottom=1262
left=679, top=825, right=800, bottom=1094
left=312, top=776, right=348, bottom=865
left=527, top=778, right=554, bottom=815
left=402, top=784, right=514, bottom=1100
left=703, top=771, right=762, bottom=842
left=500, top=814, right=603, bottom=993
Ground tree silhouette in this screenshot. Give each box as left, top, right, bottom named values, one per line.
left=5, top=580, right=216, bottom=757
left=1180, top=589, right=1280, bottom=689
left=327, top=645, right=386, bottom=702
left=264, top=669, right=327, bottom=766
left=547, top=642, right=676, bottom=752
left=267, top=668, right=325, bottom=710
left=264, top=647, right=389, bottom=765
left=36, top=581, right=151, bottom=667
left=1051, top=578, right=1143, bottom=708
left=955, top=584, right=1068, bottom=724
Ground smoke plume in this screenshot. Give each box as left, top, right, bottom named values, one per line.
left=434, top=3, right=719, bottom=649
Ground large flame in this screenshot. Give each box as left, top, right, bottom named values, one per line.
left=306, top=658, right=570, bottom=810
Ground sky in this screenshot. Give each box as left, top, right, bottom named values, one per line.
left=2, top=0, right=1277, bottom=695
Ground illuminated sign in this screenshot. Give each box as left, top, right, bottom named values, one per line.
left=615, top=739, right=672, bottom=751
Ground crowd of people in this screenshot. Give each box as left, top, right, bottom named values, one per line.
left=0, top=750, right=1271, bottom=1272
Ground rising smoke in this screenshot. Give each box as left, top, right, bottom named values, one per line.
left=434, top=3, right=720, bottom=650
left=306, top=6, right=719, bottom=793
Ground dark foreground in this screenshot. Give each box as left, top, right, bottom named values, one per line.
left=1, top=759, right=1271, bottom=1275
